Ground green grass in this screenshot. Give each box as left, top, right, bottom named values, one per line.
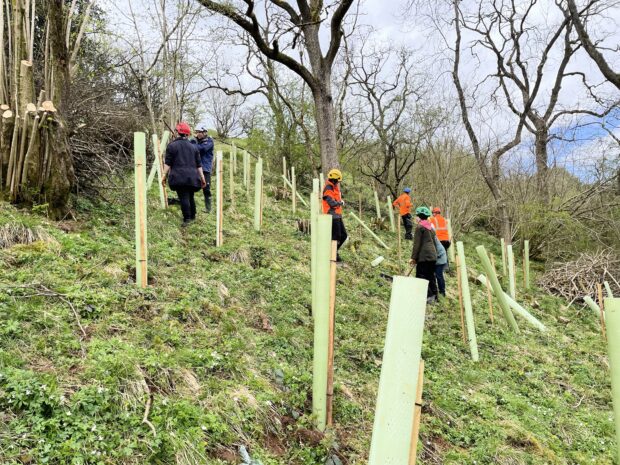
left=0, top=168, right=616, bottom=464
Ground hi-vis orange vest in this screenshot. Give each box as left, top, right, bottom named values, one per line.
left=392, top=193, right=412, bottom=216
left=322, top=180, right=343, bottom=218
left=431, top=214, right=450, bottom=241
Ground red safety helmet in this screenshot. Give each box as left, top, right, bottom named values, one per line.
left=176, top=122, right=191, bottom=135
left=432, top=207, right=441, bottom=214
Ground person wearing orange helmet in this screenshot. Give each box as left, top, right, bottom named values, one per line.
left=322, top=168, right=347, bottom=262
left=392, top=187, right=413, bottom=240
left=430, top=207, right=451, bottom=254
left=162, top=122, right=207, bottom=226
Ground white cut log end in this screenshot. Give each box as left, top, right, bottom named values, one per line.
left=2, top=110, right=13, bottom=119
left=26, top=103, right=37, bottom=113
left=41, top=101, right=57, bottom=113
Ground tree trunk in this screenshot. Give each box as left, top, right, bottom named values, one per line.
left=534, top=125, right=549, bottom=203
left=312, top=80, right=340, bottom=173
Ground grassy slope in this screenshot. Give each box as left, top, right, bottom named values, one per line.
left=0, top=169, right=615, bottom=465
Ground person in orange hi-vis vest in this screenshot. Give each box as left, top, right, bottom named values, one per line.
left=392, top=187, right=413, bottom=240
left=430, top=207, right=451, bottom=257
left=322, top=169, right=348, bottom=263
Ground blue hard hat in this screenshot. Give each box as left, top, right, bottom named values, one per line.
left=404, top=187, right=411, bottom=193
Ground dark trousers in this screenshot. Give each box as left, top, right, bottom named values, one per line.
left=177, top=187, right=196, bottom=221
left=402, top=214, right=413, bottom=239
left=435, top=263, right=446, bottom=295
left=441, top=240, right=451, bottom=267
left=202, top=171, right=212, bottom=210
left=416, top=260, right=438, bottom=298
left=332, top=217, right=348, bottom=254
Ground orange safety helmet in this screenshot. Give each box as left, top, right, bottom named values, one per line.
left=176, top=122, right=191, bottom=135
left=432, top=207, right=441, bottom=214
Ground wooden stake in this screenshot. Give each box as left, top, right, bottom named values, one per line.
left=598, top=283, right=607, bottom=341
left=408, top=360, right=425, bottom=465
left=326, top=241, right=337, bottom=426
left=134, top=132, right=148, bottom=289
left=254, top=158, right=263, bottom=231
left=456, top=255, right=466, bottom=344
left=485, top=274, right=495, bottom=324
left=282, top=175, right=309, bottom=207
left=215, top=151, right=223, bottom=246
left=282, top=156, right=287, bottom=189
left=349, top=212, right=390, bottom=249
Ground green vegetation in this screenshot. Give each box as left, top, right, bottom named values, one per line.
left=0, top=170, right=616, bottom=464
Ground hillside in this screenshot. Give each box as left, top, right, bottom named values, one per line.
left=0, top=169, right=616, bottom=465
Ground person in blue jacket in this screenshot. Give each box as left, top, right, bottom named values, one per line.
left=193, top=127, right=214, bottom=212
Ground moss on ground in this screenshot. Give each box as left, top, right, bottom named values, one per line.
left=0, top=171, right=615, bottom=464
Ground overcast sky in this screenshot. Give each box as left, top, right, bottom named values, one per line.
left=102, top=0, right=620, bottom=175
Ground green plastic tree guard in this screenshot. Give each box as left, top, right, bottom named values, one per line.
left=456, top=242, right=479, bottom=361
left=292, top=166, right=297, bottom=213
left=605, top=297, right=620, bottom=464
left=313, top=214, right=333, bottom=431
left=229, top=150, right=234, bottom=207
left=476, top=245, right=520, bottom=333
left=447, top=219, right=456, bottom=263
left=374, top=191, right=382, bottom=219
left=349, top=212, right=390, bottom=249
left=246, top=152, right=251, bottom=196
left=282, top=156, right=287, bottom=189
left=253, top=158, right=263, bottom=231
left=311, top=180, right=319, bottom=318
left=584, top=296, right=604, bottom=319
left=147, top=130, right=170, bottom=189
left=386, top=196, right=395, bottom=232
left=500, top=238, right=507, bottom=275
left=605, top=282, right=614, bottom=298
left=134, top=132, right=148, bottom=289
left=282, top=175, right=309, bottom=207
left=243, top=150, right=248, bottom=187
left=524, top=240, right=530, bottom=289
left=368, top=276, right=428, bottom=464
left=477, top=275, right=547, bottom=332
left=507, top=244, right=516, bottom=299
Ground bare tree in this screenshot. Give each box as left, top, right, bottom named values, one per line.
left=451, top=0, right=532, bottom=242
left=204, top=90, right=243, bottom=139
left=460, top=1, right=618, bottom=202
left=347, top=40, right=441, bottom=198
left=195, top=0, right=357, bottom=172
left=564, top=0, right=620, bottom=89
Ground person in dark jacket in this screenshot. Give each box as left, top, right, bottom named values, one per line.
left=162, top=122, right=206, bottom=226
left=322, top=168, right=347, bottom=262
left=409, top=206, right=439, bottom=304
left=192, top=127, right=214, bottom=212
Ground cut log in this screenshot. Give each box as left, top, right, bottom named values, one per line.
left=0, top=104, right=9, bottom=111
left=26, top=103, right=37, bottom=113
left=2, top=110, right=13, bottom=119
left=41, top=101, right=57, bottom=113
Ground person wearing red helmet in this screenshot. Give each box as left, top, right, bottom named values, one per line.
left=162, top=122, right=207, bottom=226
